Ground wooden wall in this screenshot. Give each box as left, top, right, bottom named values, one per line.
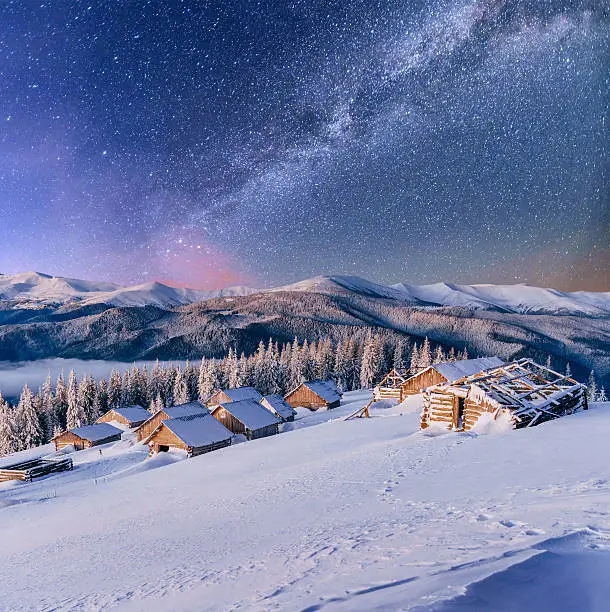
left=249, top=423, right=279, bottom=440
left=53, top=431, right=121, bottom=450
left=135, top=411, right=170, bottom=441
left=285, top=385, right=338, bottom=410
left=206, top=390, right=231, bottom=408
left=212, top=407, right=246, bottom=435
left=97, top=410, right=129, bottom=427
left=401, top=369, right=448, bottom=399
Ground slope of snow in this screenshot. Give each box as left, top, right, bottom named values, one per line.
left=1, top=392, right=609, bottom=611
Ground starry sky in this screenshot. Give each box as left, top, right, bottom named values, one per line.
left=0, top=0, right=608, bottom=290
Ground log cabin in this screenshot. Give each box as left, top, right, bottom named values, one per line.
left=421, top=359, right=588, bottom=431
left=261, top=394, right=297, bottom=422
left=144, top=413, right=232, bottom=458
left=134, top=400, right=210, bottom=442
left=400, top=357, right=504, bottom=400
left=96, top=405, right=151, bottom=428
left=211, top=399, right=281, bottom=440
left=284, top=380, right=342, bottom=410
left=52, top=423, right=123, bottom=451
left=206, top=386, right=263, bottom=409
left=373, top=369, right=408, bottom=401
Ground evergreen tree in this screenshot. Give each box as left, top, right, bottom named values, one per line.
left=197, top=358, right=218, bottom=401
left=66, top=370, right=85, bottom=429
left=0, top=393, right=18, bottom=456
left=392, top=340, right=405, bottom=372
left=40, top=373, right=57, bottom=442
left=587, top=370, right=598, bottom=402
left=596, top=387, right=607, bottom=403
left=107, top=369, right=122, bottom=409
left=360, top=332, right=382, bottom=389
left=565, top=362, right=572, bottom=378
left=545, top=354, right=552, bottom=369
left=78, top=374, right=98, bottom=424
left=15, top=384, right=43, bottom=450
left=410, top=343, right=419, bottom=373
left=94, top=379, right=109, bottom=420
left=433, top=345, right=444, bottom=364
left=448, top=347, right=456, bottom=362
left=173, top=367, right=190, bottom=405
left=419, top=337, right=432, bottom=368
left=288, top=337, right=305, bottom=389
left=53, top=372, right=68, bottom=430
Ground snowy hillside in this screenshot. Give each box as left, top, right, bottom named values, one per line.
left=0, top=271, right=256, bottom=308
left=1, top=392, right=610, bottom=611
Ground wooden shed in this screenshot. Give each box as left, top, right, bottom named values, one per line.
left=284, top=380, right=342, bottom=411
left=135, top=400, right=209, bottom=442
left=52, top=423, right=123, bottom=451
left=96, top=405, right=151, bottom=428
left=261, top=394, right=297, bottom=422
left=400, top=357, right=504, bottom=399
left=144, top=414, right=232, bottom=458
left=211, top=399, right=281, bottom=440
left=206, top=386, right=263, bottom=409
left=373, top=369, right=408, bottom=401
left=421, top=359, right=588, bottom=432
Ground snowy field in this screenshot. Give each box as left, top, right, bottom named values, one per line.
left=1, top=391, right=610, bottom=611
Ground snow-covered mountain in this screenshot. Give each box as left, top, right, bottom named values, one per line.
left=1, top=271, right=608, bottom=315
left=0, top=272, right=256, bottom=308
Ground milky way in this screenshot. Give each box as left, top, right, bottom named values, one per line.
left=0, top=1, right=608, bottom=289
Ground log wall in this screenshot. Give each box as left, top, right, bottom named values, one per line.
left=285, top=385, right=338, bottom=410
left=212, top=407, right=246, bottom=435
left=401, top=369, right=447, bottom=399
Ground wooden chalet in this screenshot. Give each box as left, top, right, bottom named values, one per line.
left=144, top=413, right=232, bottom=458
left=211, top=399, right=281, bottom=440
left=206, top=386, right=263, bottom=409
left=421, top=359, right=588, bottom=432
left=400, top=357, right=504, bottom=400
left=284, top=380, right=342, bottom=411
left=96, top=405, right=151, bottom=428
left=135, top=400, right=209, bottom=442
left=373, top=369, right=408, bottom=401
left=261, top=394, right=297, bottom=422
left=52, top=423, right=123, bottom=451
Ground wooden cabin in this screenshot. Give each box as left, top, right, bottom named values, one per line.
left=373, top=369, right=408, bottom=400
left=144, top=414, right=232, bottom=458
left=261, top=394, right=297, bottom=422
left=96, top=405, right=151, bottom=428
left=421, top=359, right=588, bottom=431
left=135, top=400, right=209, bottom=442
left=400, top=357, right=504, bottom=399
left=211, top=399, right=281, bottom=440
left=52, top=423, right=123, bottom=451
left=284, top=380, right=342, bottom=411
left=206, top=386, right=263, bottom=409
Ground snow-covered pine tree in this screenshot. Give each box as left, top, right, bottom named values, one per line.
left=587, top=370, right=598, bottom=402
left=360, top=332, right=382, bottom=389
left=77, top=374, right=98, bottom=424
left=565, top=362, right=572, bottom=378
left=197, top=358, right=218, bottom=401
left=596, top=387, right=607, bottom=403
left=66, top=370, right=85, bottom=429
left=0, top=393, right=18, bottom=456
left=107, top=369, right=122, bottom=410
left=53, top=372, right=68, bottom=430
left=93, top=378, right=109, bottom=420
left=173, top=367, right=190, bottom=405
left=226, top=348, right=241, bottom=389
left=15, top=383, right=43, bottom=450
left=392, top=340, right=405, bottom=372
left=433, top=345, right=444, bottom=364
left=40, top=373, right=57, bottom=442
left=545, top=354, right=552, bottom=369
left=410, top=343, right=419, bottom=373
left=448, top=347, right=456, bottom=362
left=419, top=337, right=432, bottom=368
left=288, top=337, right=305, bottom=390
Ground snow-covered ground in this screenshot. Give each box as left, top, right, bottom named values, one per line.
left=1, top=391, right=610, bottom=611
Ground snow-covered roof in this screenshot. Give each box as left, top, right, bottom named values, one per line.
left=217, top=399, right=281, bottom=430
left=222, top=387, right=263, bottom=402
left=66, top=423, right=123, bottom=442
left=261, top=394, right=296, bottom=420
left=162, top=414, right=232, bottom=448
left=111, top=405, right=151, bottom=423
left=163, top=401, right=210, bottom=418
left=302, top=380, right=342, bottom=403
left=432, top=357, right=504, bottom=382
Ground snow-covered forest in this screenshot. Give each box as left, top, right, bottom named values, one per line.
left=0, top=333, right=605, bottom=457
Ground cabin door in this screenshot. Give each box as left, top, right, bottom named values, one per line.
left=454, top=397, right=465, bottom=430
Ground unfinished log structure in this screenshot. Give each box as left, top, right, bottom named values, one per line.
left=400, top=357, right=504, bottom=400
left=0, top=457, right=73, bottom=482
left=96, top=405, right=151, bottom=428
left=422, top=359, right=588, bottom=431
left=144, top=413, right=233, bottom=457
left=135, top=401, right=209, bottom=442
left=284, top=380, right=342, bottom=410
left=373, top=369, right=408, bottom=401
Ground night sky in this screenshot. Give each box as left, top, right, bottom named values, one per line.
left=0, top=1, right=608, bottom=290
